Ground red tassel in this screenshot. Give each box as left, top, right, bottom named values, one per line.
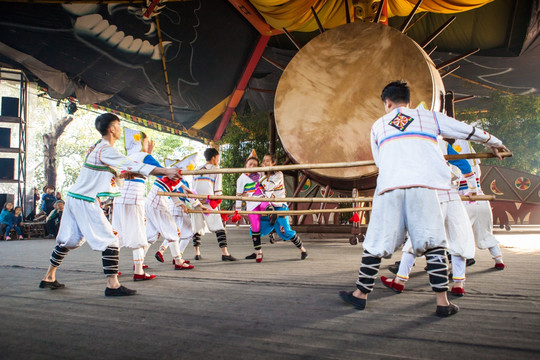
left=231, top=211, right=241, bottom=223
left=161, top=176, right=180, bottom=190
left=349, top=212, right=360, bottom=223
left=209, top=199, right=222, bottom=209
left=221, top=213, right=229, bottom=222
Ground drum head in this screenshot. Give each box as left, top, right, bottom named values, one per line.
left=275, top=21, right=444, bottom=190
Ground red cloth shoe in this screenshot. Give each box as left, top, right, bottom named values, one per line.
left=450, top=286, right=465, bottom=297
left=155, top=252, right=164, bottom=263
left=256, top=252, right=263, bottom=263
left=175, top=262, right=194, bottom=270
left=494, top=262, right=506, bottom=270
left=380, top=276, right=404, bottom=293
left=172, top=260, right=190, bottom=264
left=133, top=273, right=156, bottom=281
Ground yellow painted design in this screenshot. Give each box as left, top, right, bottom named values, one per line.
left=191, top=96, right=231, bottom=130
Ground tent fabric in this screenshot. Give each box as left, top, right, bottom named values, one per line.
left=387, top=0, right=494, bottom=17
left=248, top=0, right=493, bottom=32
left=0, top=1, right=258, bottom=140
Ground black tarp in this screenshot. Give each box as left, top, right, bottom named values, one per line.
left=0, top=1, right=258, bottom=139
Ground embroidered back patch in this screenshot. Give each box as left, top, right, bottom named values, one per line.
left=388, top=112, right=414, bottom=131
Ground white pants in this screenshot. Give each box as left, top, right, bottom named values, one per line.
left=112, top=203, right=148, bottom=249
left=56, top=197, right=118, bottom=251
left=174, top=212, right=194, bottom=241
left=191, top=213, right=224, bottom=234
left=145, top=205, right=179, bottom=243
left=464, top=201, right=499, bottom=249
left=403, top=199, right=475, bottom=259
left=364, top=188, right=446, bottom=258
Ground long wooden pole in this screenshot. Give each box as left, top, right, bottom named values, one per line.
left=176, top=152, right=511, bottom=176
left=184, top=207, right=372, bottom=216
left=160, top=192, right=496, bottom=202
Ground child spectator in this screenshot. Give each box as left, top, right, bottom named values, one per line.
left=45, top=200, right=64, bottom=238
left=5, top=206, right=24, bottom=240
left=1, top=202, right=14, bottom=240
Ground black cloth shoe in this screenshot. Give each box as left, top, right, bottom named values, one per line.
left=388, top=262, right=399, bottom=274
left=338, top=290, right=366, bottom=310
left=39, top=280, right=65, bottom=290
left=245, top=253, right=257, bottom=259
left=194, top=255, right=202, bottom=260
left=222, top=254, right=237, bottom=261
left=466, top=258, right=476, bottom=267
left=105, top=285, right=137, bottom=297
left=301, top=251, right=308, bottom=260
left=435, top=302, right=459, bottom=317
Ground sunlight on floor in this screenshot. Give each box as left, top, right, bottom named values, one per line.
left=497, top=233, right=540, bottom=254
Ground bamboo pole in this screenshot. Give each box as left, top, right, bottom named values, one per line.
left=178, top=160, right=376, bottom=175
left=444, top=152, right=512, bottom=161
left=184, top=207, right=372, bottom=216
left=175, top=152, right=512, bottom=176
left=160, top=192, right=496, bottom=202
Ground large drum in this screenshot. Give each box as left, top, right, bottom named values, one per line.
left=274, top=21, right=445, bottom=191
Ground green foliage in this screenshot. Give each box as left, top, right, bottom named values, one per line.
left=219, top=112, right=284, bottom=208
left=458, top=93, right=540, bottom=175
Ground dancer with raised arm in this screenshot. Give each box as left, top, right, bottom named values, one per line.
left=39, top=113, right=181, bottom=296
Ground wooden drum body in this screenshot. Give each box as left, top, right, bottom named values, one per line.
left=274, top=22, right=445, bottom=191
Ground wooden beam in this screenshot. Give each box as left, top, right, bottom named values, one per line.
left=213, top=35, right=270, bottom=141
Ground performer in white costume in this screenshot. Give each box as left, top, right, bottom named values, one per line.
left=338, top=81, right=509, bottom=317
left=453, top=139, right=506, bottom=270
left=112, top=128, right=161, bottom=281
left=191, top=148, right=236, bottom=261
left=39, top=113, right=181, bottom=296
left=380, top=139, right=476, bottom=297
left=145, top=156, right=194, bottom=271
left=154, top=154, right=203, bottom=265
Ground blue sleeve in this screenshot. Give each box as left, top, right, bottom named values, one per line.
left=447, top=144, right=472, bottom=174
left=40, top=194, right=47, bottom=211
left=143, top=154, right=163, bottom=168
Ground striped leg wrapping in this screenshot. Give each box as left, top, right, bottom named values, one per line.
left=216, top=230, right=228, bottom=248
left=291, top=234, right=303, bottom=249
left=102, top=246, right=119, bottom=275
left=425, top=248, right=449, bottom=292
left=49, top=245, right=69, bottom=267
left=252, top=232, right=262, bottom=250
left=355, top=251, right=381, bottom=294
left=192, top=233, right=201, bottom=247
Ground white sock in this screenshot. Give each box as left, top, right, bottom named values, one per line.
left=396, top=252, right=416, bottom=282
left=179, top=239, right=190, bottom=255
left=133, top=247, right=145, bottom=274
left=452, top=255, right=466, bottom=283
left=489, top=245, right=503, bottom=262
left=159, top=239, right=169, bottom=253
left=169, top=240, right=181, bottom=264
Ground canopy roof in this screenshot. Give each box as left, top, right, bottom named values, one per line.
left=0, top=0, right=538, bottom=141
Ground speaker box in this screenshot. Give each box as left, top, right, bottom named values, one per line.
left=1, top=97, right=19, bottom=117
left=0, top=158, right=15, bottom=179
left=0, top=193, right=15, bottom=209
left=0, top=127, right=10, bottom=148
